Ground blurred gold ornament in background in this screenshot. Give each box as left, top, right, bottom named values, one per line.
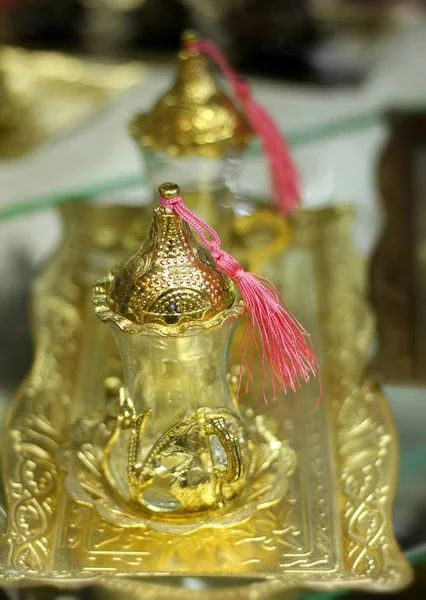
left=130, top=30, right=252, bottom=158
left=0, top=46, right=146, bottom=159
left=129, top=30, right=252, bottom=230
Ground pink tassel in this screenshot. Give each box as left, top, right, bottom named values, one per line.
left=159, top=192, right=318, bottom=403
left=185, top=38, right=301, bottom=215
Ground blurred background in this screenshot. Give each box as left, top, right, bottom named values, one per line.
left=3, top=0, right=425, bottom=85
left=4, top=0, right=426, bottom=82
left=1, top=1, right=426, bottom=599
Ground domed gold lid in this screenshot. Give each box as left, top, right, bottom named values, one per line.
left=93, top=183, right=245, bottom=335
left=129, top=30, right=252, bottom=158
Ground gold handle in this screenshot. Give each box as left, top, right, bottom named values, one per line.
left=232, top=208, right=292, bottom=273
left=103, top=386, right=151, bottom=503
left=205, top=415, right=242, bottom=485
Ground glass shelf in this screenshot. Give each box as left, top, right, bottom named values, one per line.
left=0, top=109, right=384, bottom=222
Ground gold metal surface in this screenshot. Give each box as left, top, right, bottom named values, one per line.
left=129, top=30, right=252, bottom=157
left=0, top=46, right=146, bottom=159
left=0, top=203, right=411, bottom=595
left=159, top=181, right=181, bottom=199
left=94, top=205, right=242, bottom=331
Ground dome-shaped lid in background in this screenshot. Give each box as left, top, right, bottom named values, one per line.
left=129, top=30, right=252, bottom=158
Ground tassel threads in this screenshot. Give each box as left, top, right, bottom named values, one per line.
left=158, top=183, right=318, bottom=403
left=185, top=37, right=301, bottom=215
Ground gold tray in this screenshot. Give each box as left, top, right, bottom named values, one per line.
left=0, top=203, right=411, bottom=598
left=0, top=46, right=147, bottom=159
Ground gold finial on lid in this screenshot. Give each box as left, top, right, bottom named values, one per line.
left=158, top=181, right=180, bottom=199
left=129, top=30, right=252, bottom=158
left=180, top=29, right=199, bottom=49
left=93, top=184, right=244, bottom=334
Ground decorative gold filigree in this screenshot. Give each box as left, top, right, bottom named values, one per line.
left=301, top=206, right=405, bottom=585
left=58, top=403, right=293, bottom=534
left=93, top=201, right=245, bottom=334
left=0, top=202, right=144, bottom=579
left=100, top=385, right=246, bottom=514
left=102, top=389, right=151, bottom=504
left=93, top=272, right=245, bottom=337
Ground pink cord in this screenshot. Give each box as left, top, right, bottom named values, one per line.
left=186, top=39, right=301, bottom=215
left=159, top=193, right=319, bottom=403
